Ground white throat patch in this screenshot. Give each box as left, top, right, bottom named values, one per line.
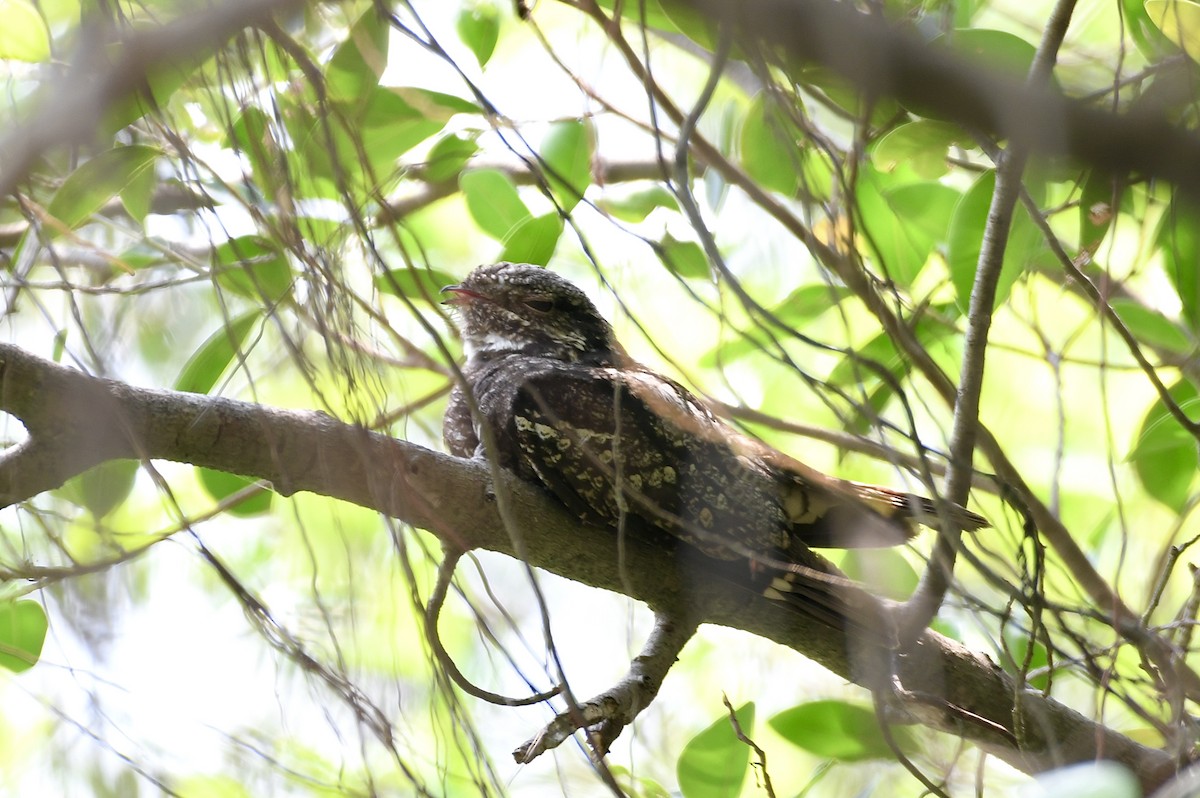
left=464, top=331, right=528, bottom=359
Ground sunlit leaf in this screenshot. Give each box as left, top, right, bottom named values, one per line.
left=461, top=168, right=530, bottom=239
left=677, top=702, right=754, bottom=798
left=540, top=119, right=594, bottom=211
left=797, top=66, right=902, bottom=124
left=174, top=773, right=255, bottom=798
left=376, top=267, right=460, bottom=302
left=60, top=460, right=138, bottom=519
left=839, top=548, right=919, bottom=601
left=1157, top=194, right=1200, bottom=332
left=941, top=28, right=1038, bottom=77
left=229, top=107, right=286, bottom=203
left=740, top=93, right=801, bottom=195
left=0, top=600, right=47, bottom=673
left=387, top=87, right=479, bottom=119
left=174, top=313, right=259, bottom=395
left=768, top=700, right=912, bottom=761
left=1000, top=627, right=1052, bottom=692
left=0, top=0, right=50, bottom=62
left=359, top=88, right=452, bottom=171
left=1108, top=298, right=1193, bottom=355
left=214, top=236, right=293, bottom=304
left=44, top=146, right=160, bottom=234
left=423, top=133, right=480, bottom=183
left=1077, top=171, right=1122, bottom=254
left=873, top=120, right=966, bottom=179
left=327, top=7, right=389, bottom=106
left=597, top=184, right=679, bottom=222
left=947, top=170, right=1043, bottom=311
left=499, top=212, right=562, bottom=266
left=658, top=233, right=709, bottom=279
left=1146, top=0, right=1200, bottom=62
left=196, top=468, right=272, bottom=517
left=1130, top=0, right=1176, bottom=56
left=1129, top=380, right=1200, bottom=511
left=858, top=176, right=960, bottom=286
left=457, top=3, right=500, bottom=67
left=118, top=155, right=158, bottom=225
left=101, top=47, right=207, bottom=134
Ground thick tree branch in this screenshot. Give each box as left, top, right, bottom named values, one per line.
left=691, top=0, right=1200, bottom=198
left=0, top=343, right=1178, bottom=790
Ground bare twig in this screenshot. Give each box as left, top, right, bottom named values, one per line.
left=514, top=610, right=698, bottom=763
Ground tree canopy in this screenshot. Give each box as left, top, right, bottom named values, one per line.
left=2, top=0, right=1200, bottom=796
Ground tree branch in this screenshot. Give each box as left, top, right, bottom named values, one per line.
left=691, top=0, right=1200, bottom=198
left=0, top=343, right=1179, bottom=791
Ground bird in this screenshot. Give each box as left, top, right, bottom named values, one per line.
left=441, top=262, right=986, bottom=614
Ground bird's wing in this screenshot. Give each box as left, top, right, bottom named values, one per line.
left=510, top=364, right=792, bottom=560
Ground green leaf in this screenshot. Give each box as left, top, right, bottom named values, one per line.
left=174, top=313, right=258, bottom=395
left=700, top=284, right=850, bottom=368
left=1077, top=171, right=1122, bottom=254
left=942, top=28, right=1038, bottom=78
left=775, top=284, right=851, bottom=324
left=1129, top=0, right=1176, bottom=56
left=873, top=120, right=966, bottom=179
left=499, top=212, right=563, bottom=266
left=461, top=168, right=530, bottom=239
left=60, top=460, right=138, bottom=519
left=1109, top=298, right=1193, bottom=355
left=597, top=185, right=679, bottom=222
left=1157, top=194, right=1200, bottom=332
left=1129, top=380, right=1200, bottom=511
left=387, top=87, right=479, bottom=119
left=327, top=7, right=389, bottom=106
left=214, top=236, right=293, bottom=304
left=118, top=157, right=157, bottom=225
left=457, top=3, right=500, bottom=68
left=423, top=133, right=480, bottom=183
left=229, top=107, right=286, bottom=202
left=196, top=468, right=272, bottom=517
left=768, top=700, right=911, bottom=761
left=677, top=702, right=754, bottom=798
left=540, top=120, right=594, bottom=211
left=740, top=93, right=801, bottom=195
left=376, top=267, right=460, bottom=302
left=358, top=88, right=454, bottom=171
left=858, top=176, right=960, bottom=287
left=797, top=66, right=902, bottom=125
left=0, top=0, right=50, bottom=61
left=1146, top=0, right=1200, bottom=62
left=1000, top=627, right=1051, bottom=692
left=0, top=600, right=47, bottom=673
left=946, top=170, right=1042, bottom=312
left=839, top=548, right=919, bottom=601
left=658, top=233, right=709, bottom=279
left=44, top=146, right=160, bottom=234
left=101, top=48, right=207, bottom=134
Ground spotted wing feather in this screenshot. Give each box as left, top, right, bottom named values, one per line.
left=511, top=364, right=792, bottom=560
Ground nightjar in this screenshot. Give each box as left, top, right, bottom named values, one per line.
left=441, top=263, right=986, bottom=598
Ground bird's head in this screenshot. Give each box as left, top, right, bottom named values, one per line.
left=442, top=262, right=620, bottom=363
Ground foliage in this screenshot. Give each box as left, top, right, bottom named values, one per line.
left=1, top=0, right=1200, bottom=795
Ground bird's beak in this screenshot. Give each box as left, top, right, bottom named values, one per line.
left=440, top=284, right=483, bottom=306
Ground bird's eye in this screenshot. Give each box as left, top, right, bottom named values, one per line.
left=524, top=297, right=555, bottom=313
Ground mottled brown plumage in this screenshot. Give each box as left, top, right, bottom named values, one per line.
left=442, top=262, right=986, bottom=571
